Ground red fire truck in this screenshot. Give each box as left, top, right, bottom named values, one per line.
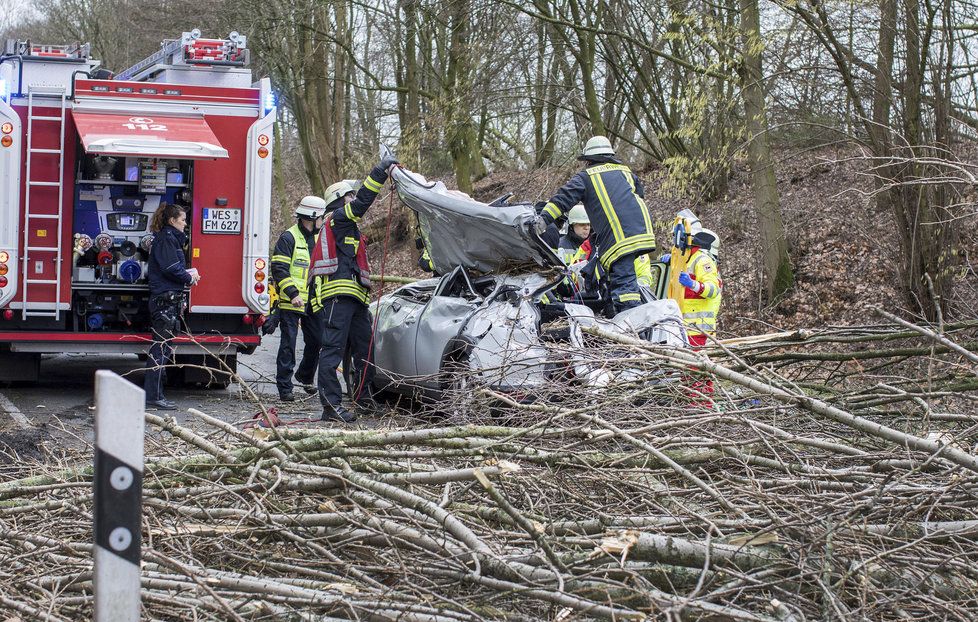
left=0, top=30, right=274, bottom=384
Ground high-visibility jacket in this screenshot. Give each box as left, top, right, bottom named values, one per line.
left=680, top=248, right=722, bottom=336
left=419, top=247, right=435, bottom=273
left=541, top=162, right=655, bottom=270
left=309, top=164, right=388, bottom=310
left=271, top=223, right=316, bottom=312
left=567, top=240, right=653, bottom=291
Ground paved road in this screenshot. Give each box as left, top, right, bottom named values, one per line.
left=0, top=330, right=333, bottom=451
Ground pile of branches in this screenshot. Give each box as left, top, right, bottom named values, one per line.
left=2, top=312, right=978, bottom=620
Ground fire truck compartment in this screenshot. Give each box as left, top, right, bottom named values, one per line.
left=69, top=148, right=198, bottom=334
left=73, top=112, right=229, bottom=160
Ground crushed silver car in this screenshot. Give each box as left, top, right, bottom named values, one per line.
left=370, top=165, right=688, bottom=397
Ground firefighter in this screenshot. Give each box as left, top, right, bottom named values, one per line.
left=416, top=236, right=438, bottom=275
left=144, top=203, right=200, bottom=411
left=270, top=196, right=327, bottom=401
left=537, top=136, right=655, bottom=313
left=556, top=204, right=590, bottom=263
left=565, top=237, right=655, bottom=302
left=309, top=155, right=399, bottom=423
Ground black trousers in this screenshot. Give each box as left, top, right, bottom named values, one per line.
left=144, top=292, right=183, bottom=402
left=608, top=252, right=642, bottom=312
left=317, top=296, right=374, bottom=407
left=275, top=306, right=322, bottom=396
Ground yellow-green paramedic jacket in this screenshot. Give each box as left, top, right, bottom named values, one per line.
left=680, top=249, right=722, bottom=336
left=271, top=224, right=316, bottom=312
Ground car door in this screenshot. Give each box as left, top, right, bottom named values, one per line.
left=413, top=267, right=482, bottom=379
left=373, top=287, right=429, bottom=383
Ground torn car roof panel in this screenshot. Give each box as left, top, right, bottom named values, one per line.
left=391, top=167, right=561, bottom=274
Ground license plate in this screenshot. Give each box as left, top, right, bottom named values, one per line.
left=201, top=208, right=241, bottom=234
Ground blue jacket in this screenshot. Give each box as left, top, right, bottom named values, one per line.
left=148, top=225, right=192, bottom=295
left=541, top=163, right=655, bottom=269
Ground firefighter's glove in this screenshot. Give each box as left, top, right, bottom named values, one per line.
left=262, top=311, right=280, bottom=335
left=679, top=271, right=700, bottom=292
left=659, top=254, right=671, bottom=264
left=531, top=215, right=548, bottom=236
left=379, top=154, right=400, bottom=174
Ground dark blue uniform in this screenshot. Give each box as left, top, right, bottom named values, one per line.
left=271, top=225, right=321, bottom=397
left=542, top=163, right=655, bottom=310
left=144, top=225, right=191, bottom=403
left=311, top=164, right=389, bottom=410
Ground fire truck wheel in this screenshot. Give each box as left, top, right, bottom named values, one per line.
left=0, top=352, right=41, bottom=383
left=173, top=354, right=236, bottom=389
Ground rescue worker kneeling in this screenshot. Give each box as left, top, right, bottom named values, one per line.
left=308, top=155, right=398, bottom=423
left=270, top=196, right=326, bottom=401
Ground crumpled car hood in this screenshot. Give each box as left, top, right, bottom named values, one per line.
left=564, top=299, right=688, bottom=348
left=391, top=166, right=562, bottom=274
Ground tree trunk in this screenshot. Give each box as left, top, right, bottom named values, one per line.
left=401, top=0, right=422, bottom=166
left=738, top=0, right=793, bottom=301
left=568, top=0, right=606, bottom=136
left=446, top=0, right=475, bottom=193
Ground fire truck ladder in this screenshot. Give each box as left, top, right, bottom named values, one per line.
left=113, top=36, right=185, bottom=82
left=21, top=85, right=67, bottom=320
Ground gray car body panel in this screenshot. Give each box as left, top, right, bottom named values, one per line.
left=391, top=166, right=562, bottom=274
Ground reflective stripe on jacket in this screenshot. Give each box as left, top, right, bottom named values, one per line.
left=310, top=216, right=372, bottom=309
left=542, top=163, right=655, bottom=270
left=568, top=242, right=653, bottom=293
left=272, top=224, right=316, bottom=312
left=309, top=165, right=388, bottom=310
left=680, top=248, right=722, bottom=336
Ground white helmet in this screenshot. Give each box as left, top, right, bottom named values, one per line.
left=580, top=135, right=615, bottom=160
left=324, top=180, right=355, bottom=207
left=693, top=228, right=720, bottom=259
left=568, top=204, right=590, bottom=225
left=295, top=195, right=327, bottom=219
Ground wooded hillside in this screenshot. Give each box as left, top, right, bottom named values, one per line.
left=6, top=0, right=978, bottom=323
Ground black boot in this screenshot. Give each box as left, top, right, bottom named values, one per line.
left=294, top=375, right=317, bottom=395
left=353, top=394, right=382, bottom=414
left=321, top=403, right=357, bottom=423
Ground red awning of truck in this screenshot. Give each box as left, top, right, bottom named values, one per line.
left=72, top=112, right=229, bottom=159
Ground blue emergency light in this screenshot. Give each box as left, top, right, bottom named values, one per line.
left=264, top=91, right=276, bottom=114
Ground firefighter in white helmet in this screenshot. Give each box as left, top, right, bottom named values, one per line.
left=308, top=154, right=399, bottom=423
left=536, top=136, right=656, bottom=314
left=270, top=196, right=327, bottom=401
left=556, top=204, right=590, bottom=262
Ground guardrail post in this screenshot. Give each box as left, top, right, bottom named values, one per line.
left=93, top=370, right=144, bottom=622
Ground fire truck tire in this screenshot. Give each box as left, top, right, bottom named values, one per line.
left=172, top=354, right=236, bottom=389
left=0, top=351, right=41, bottom=384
